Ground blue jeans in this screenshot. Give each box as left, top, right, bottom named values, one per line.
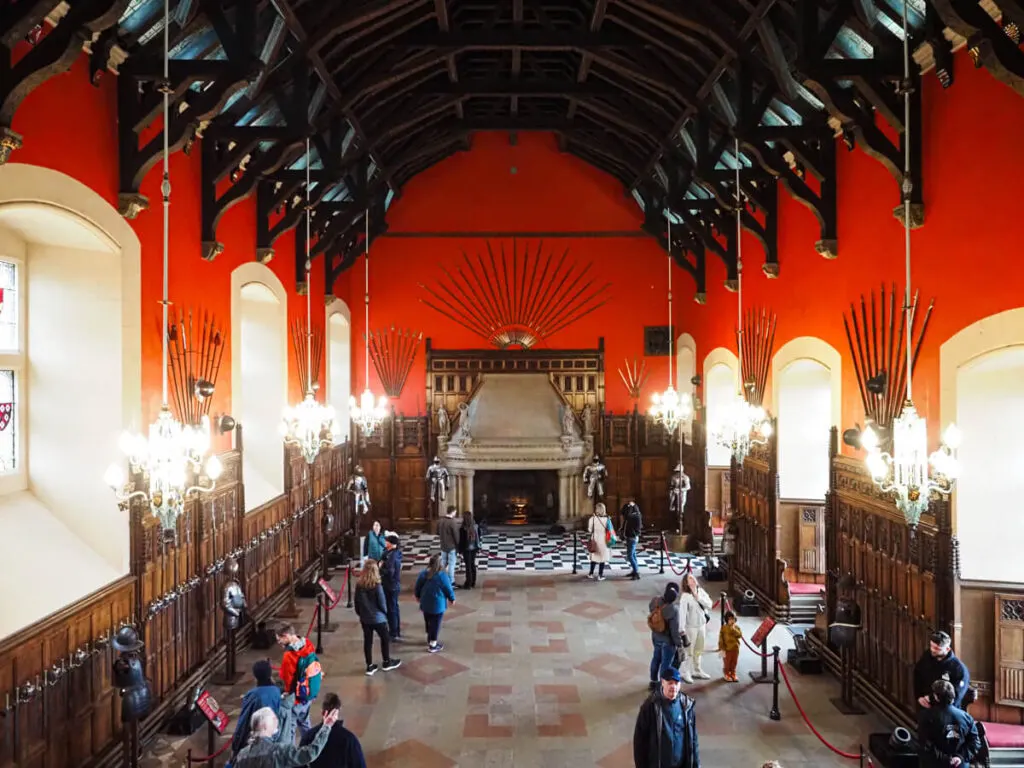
left=292, top=700, right=312, bottom=737
left=385, top=588, right=401, bottom=638
left=441, top=549, right=457, bottom=582
left=626, top=537, right=639, bottom=574
left=650, top=641, right=676, bottom=683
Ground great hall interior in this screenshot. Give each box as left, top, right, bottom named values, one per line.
left=0, top=1, right=1022, bottom=767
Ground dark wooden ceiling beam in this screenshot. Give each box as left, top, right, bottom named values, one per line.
left=270, top=0, right=397, bottom=191
left=930, top=0, right=1024, bottom=98
left=393, top=29, right=646, bottom=49
left=566, top=0, right=607, bottom=122
left=627, top=0, right=779, bottom=190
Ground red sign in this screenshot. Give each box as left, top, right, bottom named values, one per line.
left=751, top=617, right=776, bottom=647
left=318, top=578, right=337, bottom=605
left=0, top=403, right=12, bottom=432
left=196, top=690, right=229, bottom=734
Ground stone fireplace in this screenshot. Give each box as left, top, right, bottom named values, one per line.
left=439, top=373, right=589, bottom=522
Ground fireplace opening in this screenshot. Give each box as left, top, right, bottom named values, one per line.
left=474, top=470, right=559, bottom=526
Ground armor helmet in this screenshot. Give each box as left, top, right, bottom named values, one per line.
left=224, top=556, right=240, bottom=578
left=433, top=456, right=441, bottom=464
left=354, top=465, right=364, bottom=474
left=112, top=626, right=144, bottom=653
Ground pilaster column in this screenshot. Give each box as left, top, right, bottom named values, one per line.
left=462, top=469, right=475, bottom=513
left=449, top=470, right=464, bottom=511
left=558, top=469, right=570, bottom=521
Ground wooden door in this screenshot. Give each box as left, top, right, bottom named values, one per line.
left=995, top=594, right=1024, bottom=708
left=798, top=505, right=826, bottom=575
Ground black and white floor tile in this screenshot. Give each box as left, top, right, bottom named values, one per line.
left=383, top=531, right=707, bottom=574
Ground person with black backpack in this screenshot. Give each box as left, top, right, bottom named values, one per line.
left=647, top=583, right=686, bottom=690
left=458, top=510, right=481, bottom=589
left=621, top=501, right=643, bottom=580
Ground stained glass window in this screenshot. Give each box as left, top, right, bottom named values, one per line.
left=0, top=261, right=18, bottom=352
left=0, top=369, right=16, bottom=472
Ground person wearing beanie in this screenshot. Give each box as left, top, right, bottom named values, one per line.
left=647, top=583, right=685, bottom=691
left=231, top=659, right=282, bottom=756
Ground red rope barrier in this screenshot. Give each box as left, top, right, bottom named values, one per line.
left=742, top=636, right=771, bottom=658
left=305, top=603, right=320, bottom=637
left=186, top=740, right=232, bottom=764
left=660, top=541, right=690, bottom=576
left=777, top=662, right=863, bottom=761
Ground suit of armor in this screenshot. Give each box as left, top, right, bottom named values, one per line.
left=425, top=457, right=449, bottom=503
left=669, top=464, right=691, bottom=515
left=112, top=627, right=152, bottom=723
left=348, top=468, right=371, bottom=515
left=582, top=457, right=607, bottom=499
left=222, top=580, right=246, bottom=630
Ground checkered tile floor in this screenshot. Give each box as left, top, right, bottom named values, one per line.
left=384, top=531, right=706, bottom=573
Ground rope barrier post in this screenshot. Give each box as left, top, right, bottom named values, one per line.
left=769, top=645, right=781, bottom=721
left=185, top=748, right=191, bottom=768
left=206, top=720, right=215, bottom=766
left=659, top=532, right=665, bottom=574
left=720, top=591, right=727, bottom=625
left=315, top=594, right=324, bottom=655
left=346, top=563, right=354, bottom=608
left=760, top=636, right=769, bottom=680
left=572, top=530, right=578, bottom=575
left=322, top=582, right=336, bottom=633
left=859, top=744, right=865, bottom=767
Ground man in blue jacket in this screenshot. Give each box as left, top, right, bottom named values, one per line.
left=633, top=667, right=700, bottom=767
left=380, top=534, right=403, bottom=641
left=231, top=660, right=281, bottom=757
left=914, top=631, right=970, bottom=726
left=918, top=680, right=982, bottom=768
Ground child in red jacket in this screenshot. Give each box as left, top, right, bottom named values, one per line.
left=275, top=623, right=323, bottom=736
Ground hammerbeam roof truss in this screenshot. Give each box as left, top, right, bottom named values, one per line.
left=0, top=0, right=1021, bottom=296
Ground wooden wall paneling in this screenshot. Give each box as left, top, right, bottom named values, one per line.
left=958, top=582, right=1024, bottom=726
left=730, top=426, right=791, bottom=617
left=362, top=459, right=392, bottom=523
left=995, top=593, right=1024, bottom=709
left=394, top=457, right=428, bottom=527
left=683, top=420, right=709, bottom=550
left=599, top=410, right=636, bottom=457
left=807, top=444, right=955, bottom=729
left=639, top=457, right=670, bottom=530
left=798, top=504, right=827, bottom=576
left=0, top=576, right=134, bottom=768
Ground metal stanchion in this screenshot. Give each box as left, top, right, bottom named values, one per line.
left=769, top=646, right=781, bottom=721
left=749, top=635, right=772, bottom=684
left=572, top=531, right=578, bottom=575
left=659, top=533, right=665, bottom=574
left=346, top=563, right=354, bottom=608
left=315, top=595, right=324, bottom=654
left=719, top=591, right=727, bottom=625
left=859, top=745, right=865, bottom=767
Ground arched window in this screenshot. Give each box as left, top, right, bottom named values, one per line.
left=704, top=353, right=738, bottom=467
left=676, top=333, right=696, bottom=442
left=776, top=359, right=832, bottom=500
left=326, top=300, right=351, bottom=442
left=232, top=265, right=287, bottom=511
left=0, top=164, right=142, bottom=638
left=954, top=345, right=1024, bottom=582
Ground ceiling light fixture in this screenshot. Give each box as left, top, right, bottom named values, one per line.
left=650, top=211, right=692, bottom=434
left=103, top=0, right=221, bottom=532
left=349, top=210, right=388, bottom=436
left=860, top=1, right=960, bottom=528
left=282, top=139, right=339, bottom=463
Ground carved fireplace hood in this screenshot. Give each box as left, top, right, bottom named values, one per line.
left=441, top=373, right=587, bottom=470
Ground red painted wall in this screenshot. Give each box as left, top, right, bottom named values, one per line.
left=8, top=49, right=1024, bottom=452
left=346, top=55, right=1024, bottom=448
left=10, top=54, right=326, bottom=450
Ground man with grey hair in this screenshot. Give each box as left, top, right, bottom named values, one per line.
left=233, top=694, right=338, bottom=767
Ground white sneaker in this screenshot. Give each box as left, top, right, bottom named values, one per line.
left=694, top=671, right=711, bottom=680
left=587, top=574, right=596, bottom=580
left=681, top=675, right=694, bottom=684
left=597, top=576, right=606, bottom=582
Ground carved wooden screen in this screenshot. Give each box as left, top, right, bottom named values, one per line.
left=731, top=428, right=787, bottom=610
left=824, top=455, right=955, bottom=723
left=995, top=594, right=1024, bottom=708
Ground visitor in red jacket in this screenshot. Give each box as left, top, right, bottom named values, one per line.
left=275, top=623, right=323, bottom=737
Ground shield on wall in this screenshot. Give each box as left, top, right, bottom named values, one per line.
left=0, top=403, right=12, bottom=431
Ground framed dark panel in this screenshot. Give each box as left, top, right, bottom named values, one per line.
left=644, top=326, right=674, bottom=357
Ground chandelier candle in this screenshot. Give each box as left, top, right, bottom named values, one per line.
left=350, top=209, right=388, bottom=436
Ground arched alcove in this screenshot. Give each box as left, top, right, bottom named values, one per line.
left=326, top=298, right=351, bottom=442
left=676, top=332, right=696, bottom=441
left=941, top=308, right=1024, bottom=583
left=771, top=337, right=841, bottom=501
left=231, top=263, right=287, bottom=511
left=0, top=163, right=142, bottom=638
left=703, top=347, right=739, bottom=468
left=776, top=359, right=832, bottom=501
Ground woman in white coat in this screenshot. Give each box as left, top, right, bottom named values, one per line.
left=586, top=503, right=615, bottom=581
left=679, top=572, right=714, bottom=682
